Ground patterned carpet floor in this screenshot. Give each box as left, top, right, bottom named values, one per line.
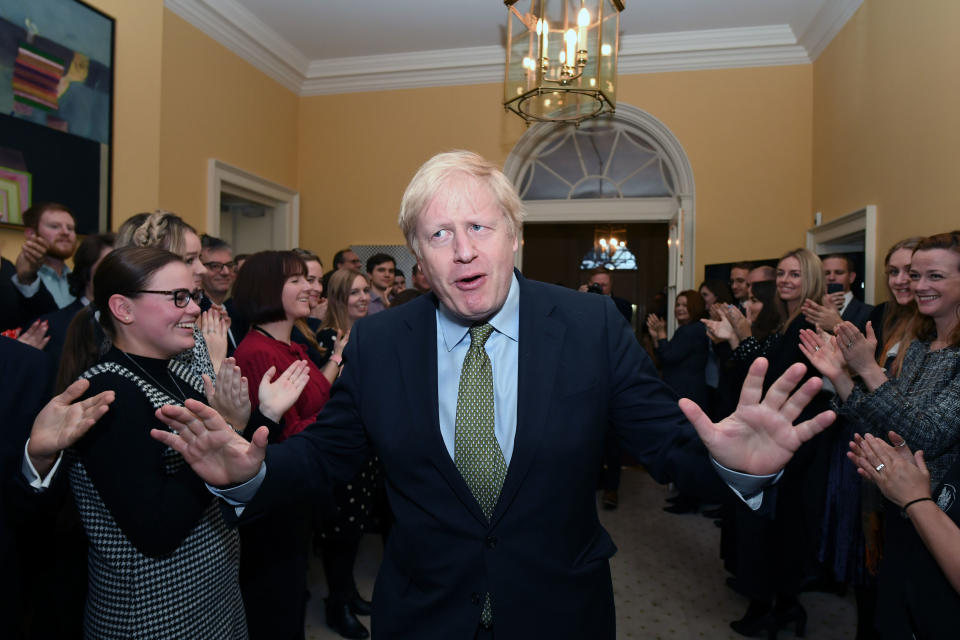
left=304, top=467, right=858, bottom=639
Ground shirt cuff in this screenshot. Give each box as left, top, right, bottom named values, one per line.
left=21, top=439, right=63, bottom=490
left=710, top=457, right=783, bottom=510
left=206, top=461, right=267, bottom=515
left=11, top=272, right=40, bottom=298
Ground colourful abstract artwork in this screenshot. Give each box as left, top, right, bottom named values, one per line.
left=0, top=0, right=112, bottom=232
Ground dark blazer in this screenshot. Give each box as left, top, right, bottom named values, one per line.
left=841, top=296, right=873, bottom=332
left=39, top=299, right=86, bottom=381
left=242, top=274, right=688, bottom=639
left=655, top=321, right=709, bottom=408
left=0, top=257, right=58, bottom=332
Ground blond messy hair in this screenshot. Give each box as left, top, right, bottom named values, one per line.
left=398, top=150, right=525, bottom=258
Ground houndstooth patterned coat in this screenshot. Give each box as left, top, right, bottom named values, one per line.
left=69, top=352, right=246, bottom=639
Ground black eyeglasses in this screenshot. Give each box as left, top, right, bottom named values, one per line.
left=203, top=261, right=238, bottom=273
left=135, top=288, right=204, bottom=308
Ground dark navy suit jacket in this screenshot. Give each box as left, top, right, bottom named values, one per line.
left=241, top=273, right=688, bottom=639
left=842, top=296, right=874, bottom=332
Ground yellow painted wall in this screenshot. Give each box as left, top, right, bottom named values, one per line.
left=157, top=10, right=300, bottom=232
left=0, top=0, right=165, bottom=259
left=0, top=2, right=815, bottom=285
left=813, top=0, right=960, bottom=292
left=297, top=84, right=527, bottom=267
left=297, top=65, right=813, bottom=276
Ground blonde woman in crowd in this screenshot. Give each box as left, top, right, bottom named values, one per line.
left=726, top=248, right=829, bottom=638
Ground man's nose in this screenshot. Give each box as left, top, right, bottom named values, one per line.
left=453, top=233, right=477, bottom=262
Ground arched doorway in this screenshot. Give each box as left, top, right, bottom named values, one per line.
left=504, top=104, right=695, bottom=329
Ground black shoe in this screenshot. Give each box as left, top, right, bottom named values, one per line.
left=730, top=600, right=776, bottom=638
left=325, top=601, right=370, bottom=639
left=349, top=593, right=373, bottom=616
left=662, top=496, right=699, bottom=514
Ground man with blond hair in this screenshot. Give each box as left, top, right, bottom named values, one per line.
left=155, top=150, right=834, bottom=640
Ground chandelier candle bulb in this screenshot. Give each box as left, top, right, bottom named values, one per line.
left=564, top=29, right=577, bottom=73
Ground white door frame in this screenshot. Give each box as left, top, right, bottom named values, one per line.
left=806, top=205, right=877, bottom=304
left=206, top=159, right=300, bottom=249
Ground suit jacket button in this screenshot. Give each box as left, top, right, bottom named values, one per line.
left=471, top=592, right=482, bottom=605
left=485, top=536, right=497, bottom=549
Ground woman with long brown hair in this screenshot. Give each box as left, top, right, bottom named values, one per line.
left=230, top=250, right=337, bottom=639
left=46, top=246, right=304, bottom=638
left=313, top=268, right=378, bottom=639
left=801, top=231, right=960, bottom=637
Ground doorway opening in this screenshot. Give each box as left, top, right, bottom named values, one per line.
left=806, top=206, right=876, bottom=304
left=522, top=222, right=668, bottom=328
left=206, top=159, right=299, bottom=252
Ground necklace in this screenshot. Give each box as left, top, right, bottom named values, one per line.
left=120, top=351, right=188, bottom=403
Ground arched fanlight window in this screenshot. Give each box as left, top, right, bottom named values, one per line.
left=516, top=118, right=677, bottom=201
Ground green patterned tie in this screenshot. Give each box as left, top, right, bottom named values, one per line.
left=454, top=323, right=506, bottom=627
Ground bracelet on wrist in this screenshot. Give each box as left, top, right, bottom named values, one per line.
left=902, top=497, right=935, bottom=515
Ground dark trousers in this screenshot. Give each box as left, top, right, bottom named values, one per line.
left=600, top=429, right=621, bottom=491
left=319, top=536, right=362, bottom=606
left=240, top=504, right=311, bottom=640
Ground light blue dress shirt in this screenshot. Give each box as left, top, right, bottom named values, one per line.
left=435, top=274, right=520, bottom=465
left=206, top=271, right=776, bottom=510
left=12, top=263, right=76, bottom=309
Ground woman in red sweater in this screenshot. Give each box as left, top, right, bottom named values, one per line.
left=231, top=250, right=342, bottom=639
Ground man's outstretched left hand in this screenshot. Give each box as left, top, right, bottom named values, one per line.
left=680, top=358, right=835, bottom=476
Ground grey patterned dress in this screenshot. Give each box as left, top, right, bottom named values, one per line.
left=68, top=349, right=246, bottom=639
left=836, top=340, right=960, bottom=486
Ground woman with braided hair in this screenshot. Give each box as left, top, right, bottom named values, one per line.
left=114, top=210, right=229, bottom=377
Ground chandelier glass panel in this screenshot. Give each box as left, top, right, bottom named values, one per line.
left=504, top=0, right=623, bottom=125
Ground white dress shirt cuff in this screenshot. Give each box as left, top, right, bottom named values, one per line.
left=11, top=272, right=40, bottom=298
left=206, top=462, right=267, bottom=516
left=21, top=439, right=64, bottom=490
left=710, top=457, right=783, bottom=510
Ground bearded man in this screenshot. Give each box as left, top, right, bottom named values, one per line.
left=12, top=202, right=79, bottom=311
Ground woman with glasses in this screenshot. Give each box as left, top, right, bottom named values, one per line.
left=50, top=246, right=307, bottom=639
left=115, top=210, right=230, bottom=377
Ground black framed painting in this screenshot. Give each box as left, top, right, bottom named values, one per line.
left=0, top=0, right=113, bottom=234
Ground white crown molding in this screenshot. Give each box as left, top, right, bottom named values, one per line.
left=164, top=0, right=307, bottom=92
left=798, top=0, right=864, bottom=61
left=164, top=0, right=859, bottom=96
left=301, top=46, right=506, bottom=96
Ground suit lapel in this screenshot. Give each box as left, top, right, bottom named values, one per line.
left=491, top=277, right=564, bottom=525
left=396, top=296, right=490, bottom=525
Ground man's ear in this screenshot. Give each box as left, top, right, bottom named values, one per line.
left=24, top=227, right=37, bottom=241
left=108, top=294, right=135, bottom=325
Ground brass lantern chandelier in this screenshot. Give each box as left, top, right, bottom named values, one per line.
left=503, top=0, right=623, bottom=126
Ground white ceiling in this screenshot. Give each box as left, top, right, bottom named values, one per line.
left=164, top=0, right=863, bottom=96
